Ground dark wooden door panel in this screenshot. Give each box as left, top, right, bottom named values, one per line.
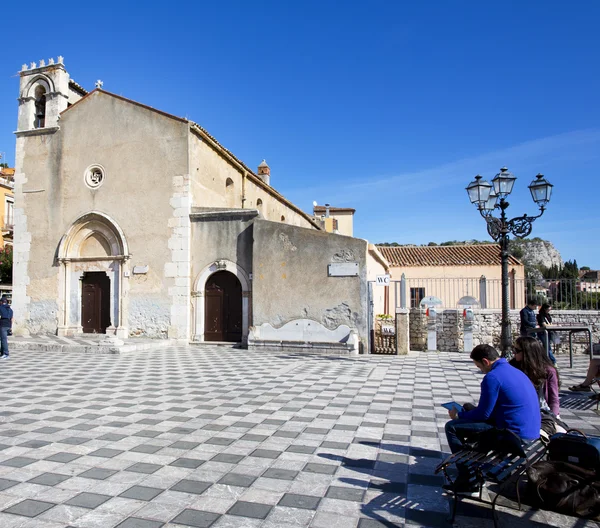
left=225, top=291, right=242, bottom=342
left=81, top=272, right=111, bottom=334
left=82, top=284, right=100, bottom=333
left=204, top=271, right=242, bottom=342
left=205, top=290, right=224, bottom=341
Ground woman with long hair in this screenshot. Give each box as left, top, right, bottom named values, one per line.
left=537, top=303, right=557, bottom=365
left=510, top=336, right=560, bottom=417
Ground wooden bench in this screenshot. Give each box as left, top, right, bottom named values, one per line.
left=435, top=437, right=547, bottom=527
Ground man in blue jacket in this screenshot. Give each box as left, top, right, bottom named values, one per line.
left=444, top=344, right=540, bottom=492
left=0, top=296, right=13, bottom=359
left=520, top=298, right=538, bottom=337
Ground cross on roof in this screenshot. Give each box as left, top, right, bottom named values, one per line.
left=95, top=80, right=104, bottom=89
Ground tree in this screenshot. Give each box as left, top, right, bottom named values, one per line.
left=553, top=259, right=579, bottom=308
left=510, top=246, right=524, bottom=260
left=0, top=163, right=8, bottom=169
left=0, top=246, right=12, bottom=284
left=561, top=260, right=579, bottom=278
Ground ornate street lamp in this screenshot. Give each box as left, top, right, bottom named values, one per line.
left=466, top=167, right=553, bottom=356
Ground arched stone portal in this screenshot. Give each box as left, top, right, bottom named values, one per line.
left=57, top=212, right=130, bottom=338
left=204, top=271, right=242, bottom=342
left=192, top=260, right=250, bottom=343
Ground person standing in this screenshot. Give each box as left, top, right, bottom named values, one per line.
left=520, top=298, right=538, bottom=337
left=0, top=296, right=13, bottom=359
left=537, top=303, right=557, bottom=365
left=444, top=344, right=540, bottom=492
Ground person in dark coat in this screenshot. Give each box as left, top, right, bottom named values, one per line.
left=520, top=298, right=538, bottom=337
left=537, top=303, right=557, bottom=365
left=0, top=296, right=13, bottom=359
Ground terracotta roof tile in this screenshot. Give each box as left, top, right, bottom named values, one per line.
left=69, top=79, right=88, bottom=96
left=377, top=244, right=521, bottom=267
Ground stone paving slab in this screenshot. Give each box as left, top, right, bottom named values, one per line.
left=0, top=346, right=596, bottom=527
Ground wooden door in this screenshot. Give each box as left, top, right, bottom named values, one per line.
left=204, top=271, right=242, bottom=342
left=81, top=272, right=111, bottom=333
left=82, top=282, right=101, bottom=333
left=204, top=286, right=224, bottom=341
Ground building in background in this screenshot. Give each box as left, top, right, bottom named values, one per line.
left=378, top=244, right=525, bottom=310
left=312, top=204, right=355, bottom=237
left=0, top=167, right=14, bottom=248
left=578, top=270, right=600, bottom=293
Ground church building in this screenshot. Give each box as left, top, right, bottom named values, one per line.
left=12, top=58, right=385, bottom=349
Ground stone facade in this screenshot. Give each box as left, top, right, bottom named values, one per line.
left=252, top=220, right=369, bottom=348
left=408, top=308, right=600, bottom=354
left=166, top=173, right=191, bottom=341
left=13, top=59, right=372, bottom=346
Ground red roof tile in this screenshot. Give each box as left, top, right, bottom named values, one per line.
left=377, top=244, right=521, bottom=267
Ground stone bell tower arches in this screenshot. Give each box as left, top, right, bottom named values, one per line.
left=57, top=211, right=130, bottom=338
left=17, top=58, right=70, bottom=132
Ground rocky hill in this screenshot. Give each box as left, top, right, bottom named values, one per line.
left=509, top=237, right=563, bottom=270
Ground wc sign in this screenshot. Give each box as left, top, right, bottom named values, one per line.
left=376, top=274, right=390, bottom=286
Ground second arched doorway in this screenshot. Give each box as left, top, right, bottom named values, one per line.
left=204, top=271, right=242, bottom=342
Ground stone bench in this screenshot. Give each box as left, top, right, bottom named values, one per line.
left=248, top=319, right=359, bottom=355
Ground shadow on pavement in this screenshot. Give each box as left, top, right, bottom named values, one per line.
left=319, top=450, right=452, bottom=527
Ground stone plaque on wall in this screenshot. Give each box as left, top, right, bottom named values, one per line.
left=328, top=262, right=359, bottom=277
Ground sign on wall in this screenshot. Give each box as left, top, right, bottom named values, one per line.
left=376, top=274, right=390, bottom=285
left=381, top=324, right=395, bottom=335
left=328, top=262, right=359, bottom=277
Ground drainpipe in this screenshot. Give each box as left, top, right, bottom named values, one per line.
left=241, top=172, right=247, bottom=209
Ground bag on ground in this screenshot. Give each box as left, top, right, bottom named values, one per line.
left=548, top=429, right=600, bottom=471
left=527, top=460, right=600, bottom=519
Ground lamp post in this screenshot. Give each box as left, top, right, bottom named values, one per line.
left=466, top=167, right=553, bottom=356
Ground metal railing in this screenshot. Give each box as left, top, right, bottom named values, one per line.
left=390, top=277, right=600, bottom=311
left=0, top=177, right=14, bottom=189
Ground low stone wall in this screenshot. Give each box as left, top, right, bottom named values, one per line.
left=407, top=309, right=600, bottom=354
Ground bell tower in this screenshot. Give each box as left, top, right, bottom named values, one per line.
left=257, top=159, right=270, bottom=186
left=17, top=56, right=70, bottom=132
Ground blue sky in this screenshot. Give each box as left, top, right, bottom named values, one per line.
left=1, top=1, right=599, bottom=266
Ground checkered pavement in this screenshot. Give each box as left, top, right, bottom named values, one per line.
left=0, top=346, right=597, bottom=528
